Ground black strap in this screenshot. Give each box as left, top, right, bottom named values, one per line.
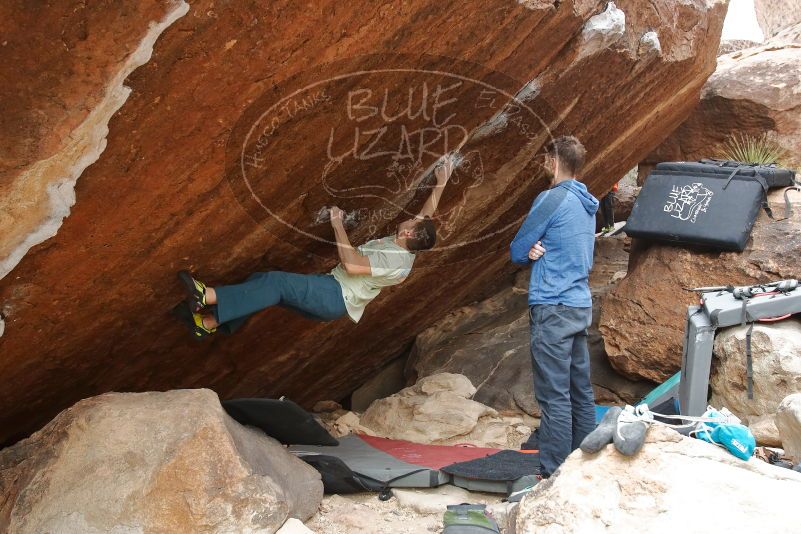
left=722, top=166, right=743, bottom=190
left=374, top=467, right=432, bottom=500
left=721, top=166, right=768, bottom=191
left=721, top=165, right=776, bottom=219
left=763, top=200, right=775, bottom=220
left=745, top=322, right=755, bottom=400
left=753, top=174, right=774, bottom=220
left=740, top=298, right=755, bottom=400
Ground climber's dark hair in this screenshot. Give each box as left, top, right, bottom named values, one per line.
left=406, top=217, right=437, bottom=251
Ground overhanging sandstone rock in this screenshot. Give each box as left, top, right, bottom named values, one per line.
left=0, top=0, right=727, bottom=446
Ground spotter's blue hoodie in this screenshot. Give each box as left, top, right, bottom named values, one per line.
left=510, top=179, right=599, bottom=307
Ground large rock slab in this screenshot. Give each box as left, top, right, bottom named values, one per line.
left=710, top=320, right=801, bottom=445
left=755, top=0, right=801, bottom=38
left=641, top=21, right=801, bottom=180
left=515, top=425, right=801, bottom=533
left=359, top=373, right=498, bottom=443
left=776, top=393, right=801, bottom=463
left=0, top=0, right=728, bottom=447
left=0, top=389, right=322, bottom=534
left=599, top=190, right=801, bottom=382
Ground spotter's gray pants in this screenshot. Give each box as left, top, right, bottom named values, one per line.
left=529, top=304, right=596, bottom=476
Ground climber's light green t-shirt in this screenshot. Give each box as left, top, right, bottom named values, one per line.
left=331, top=236, right=415, bottom=323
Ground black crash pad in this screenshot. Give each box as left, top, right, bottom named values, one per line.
left=222, top=397, right=338, bottom=446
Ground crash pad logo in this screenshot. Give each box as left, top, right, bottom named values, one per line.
left=225, top=54, right=556, bottom=263
left=663, top=183, right=714, bottom=224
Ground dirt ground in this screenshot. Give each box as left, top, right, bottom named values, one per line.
left=306, top=487, right=515, bottom=534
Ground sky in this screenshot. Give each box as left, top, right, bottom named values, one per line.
left=721, top=0, right=765, bottom=41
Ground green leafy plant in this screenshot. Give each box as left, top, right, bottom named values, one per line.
left=717, top=133, right=789, bottom=166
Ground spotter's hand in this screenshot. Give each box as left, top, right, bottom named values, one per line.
left=529, top=241, right=546, bottom=261
left=329, top=206, right=345, bottom=225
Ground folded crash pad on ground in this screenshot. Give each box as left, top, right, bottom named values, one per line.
left=290, top=434, right=502, bottom=493
left=222, top=397, right=339, bottom=446
left=442, top=449, right=541, bottom=493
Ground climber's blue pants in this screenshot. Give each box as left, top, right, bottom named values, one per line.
left=213, top=271, right=347, bottom=333
left=529, top=304, right=596, bottom=476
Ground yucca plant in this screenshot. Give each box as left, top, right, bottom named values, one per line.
left=717, top=132, right=789, bottom=166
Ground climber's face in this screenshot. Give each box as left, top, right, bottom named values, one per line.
left=396, top=218, right=417, bottom=238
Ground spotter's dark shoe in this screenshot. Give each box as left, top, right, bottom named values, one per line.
left=178, top=270, right=208, bottom=313
left=520, top=428, right=540, bottom=451
left=506, top=472, right=547, bottom=503
left=171, top=302, right=216, bottom=341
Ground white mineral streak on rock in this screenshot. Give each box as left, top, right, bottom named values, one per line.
left=640, top=31, right=662, bottom=57
left=515, top=78, right=541, bottom=102
left=579, top=2, right=626, bottom=60
left=0, top=1, right=190, bottom=281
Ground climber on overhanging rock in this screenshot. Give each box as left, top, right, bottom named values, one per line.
left=172, top=156, right=455, bottom=340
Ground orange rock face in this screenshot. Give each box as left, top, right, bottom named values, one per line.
left=0, top=0, right=726, bottom=446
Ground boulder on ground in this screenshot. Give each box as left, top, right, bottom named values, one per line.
left=710, top=320, right=801, bottom=445
left=718, top=38, right=761, bottom=55
left=776, top=393, right=801, bottom=463
left=359, top=373, right=497, bottom=444
left=749, top=416, right=783, bottom=447
left=516, top=425, right=801, bottom=533
left=600, top=190, right=801, bottom=382
left=755, top=0, right=801, bottom=38
left=406, top=272, right=538, bottom=415
left=312, top=400, right=342, bottom=413
left=351, top=357, right=407, bottom=413
left=0, top=389, right=322, bottom=534
left=393, top=485, right=474, bottom=515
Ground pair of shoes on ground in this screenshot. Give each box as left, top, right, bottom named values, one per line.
left=580, top=405, right=649, bottom=457
left=172, top=270, right=216, bottom=340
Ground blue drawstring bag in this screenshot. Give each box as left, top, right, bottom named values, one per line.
left=692, top=407, right=755, bottom=461
left=712, top=423, right=756, bottom=461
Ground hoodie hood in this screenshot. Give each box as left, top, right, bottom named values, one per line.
left=556, top=179, right=599, bottom=215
